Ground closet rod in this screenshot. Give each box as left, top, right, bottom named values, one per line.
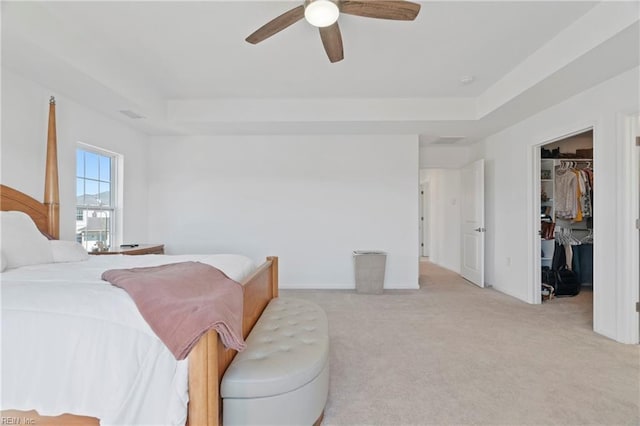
left=559, top=159, right=592, bottom=168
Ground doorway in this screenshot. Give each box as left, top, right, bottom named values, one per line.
left=535, top=129, right=594, bottom=318
left=418, top=169, right=463, bottom=274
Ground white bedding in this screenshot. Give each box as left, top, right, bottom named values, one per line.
left=0, top=254, right=256, bottom=426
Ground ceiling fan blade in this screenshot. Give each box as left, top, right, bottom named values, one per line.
left=246, top=5, right=305, bottom=44
left=319, top=22, right=344, bottom=63
left=340, top=1, right=421, bottom=21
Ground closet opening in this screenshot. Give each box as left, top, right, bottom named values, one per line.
left=537, top=129, right=594, bottom=321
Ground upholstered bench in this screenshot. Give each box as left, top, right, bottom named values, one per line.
left=221, top=298, right=329, bottom=426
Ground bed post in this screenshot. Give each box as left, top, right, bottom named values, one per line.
left=268, top=256, right=279, bottom=297
left=44, top=96, right=60, bottom=239
left=188, top=331, right=219, bottom=426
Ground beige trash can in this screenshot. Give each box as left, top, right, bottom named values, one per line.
left=353, top=250, right=387, bottom=294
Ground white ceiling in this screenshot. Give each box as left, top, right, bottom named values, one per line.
left=2, top=1, right=639, bottom=144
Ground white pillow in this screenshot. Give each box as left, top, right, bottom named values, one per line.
left=1, top=251, right=6, bottom=272
left=0, top=211, right=54, bottom=269
left=51, top=240, right=90, bottom=263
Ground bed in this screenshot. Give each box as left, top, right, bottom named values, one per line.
left=0, top=98, right=278, bottom=425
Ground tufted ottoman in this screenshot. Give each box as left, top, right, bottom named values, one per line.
left=221, top=298, right=329, bottom=426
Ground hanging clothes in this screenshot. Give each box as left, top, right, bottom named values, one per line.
left=564, top=243, right=573, bottom=271
left=572, top=243, right=593, bottom=284
left=555, top=167, right=578, bottom=219
left=551, top=241, right=566, bottom=271
left=573, top=169, right=583, bottom=222
left=579, top=169, right=593, bottom=218
left=555, top=162, right=593, bottom=222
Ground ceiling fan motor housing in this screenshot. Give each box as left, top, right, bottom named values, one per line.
left=304, top=0, right=340, bottom=28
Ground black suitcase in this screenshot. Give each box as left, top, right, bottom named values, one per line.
left=554, top=266, right=581, bottom=296
left=541, top=265, right=580, bottom=296
left=548, top=243, right=581, bottom=296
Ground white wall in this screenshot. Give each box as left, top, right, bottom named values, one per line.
left=472, top=67, right=640, bottom=343
left=419, top=145, right=470, bottom=169
left=147, top=135, right=420, bottom=290
left=1, top=68, right=150, bottom=243
left=420, top=169, right=462, bottom=273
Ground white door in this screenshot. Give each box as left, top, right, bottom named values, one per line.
left=636, top=115, right=640, bottom=339
left=461, top=159, right=485, bottom=287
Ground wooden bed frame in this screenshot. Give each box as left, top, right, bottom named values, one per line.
left=0, top=99, right=278, bottom=426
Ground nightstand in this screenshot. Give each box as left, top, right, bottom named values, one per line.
left=89, top=244, right=165, bottom=256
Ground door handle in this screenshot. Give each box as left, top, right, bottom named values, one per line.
left=474, top=227, right=486, bottom=232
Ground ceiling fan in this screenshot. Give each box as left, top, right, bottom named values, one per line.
left=245, top=0, right=421, bottom=63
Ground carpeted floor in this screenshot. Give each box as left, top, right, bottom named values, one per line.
left=281, top=260, right=640, bottom=426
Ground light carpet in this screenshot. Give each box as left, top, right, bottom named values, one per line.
left=281, top=261, right=639, bottom=426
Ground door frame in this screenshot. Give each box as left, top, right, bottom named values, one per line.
left=420, top=182, right=431, bottom=257
left=530, top=125, right=595, bottom=305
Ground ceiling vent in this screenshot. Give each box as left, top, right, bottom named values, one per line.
left=119, top=110, right=145, bottom=119
left=431, top=137, right=464, bottom=145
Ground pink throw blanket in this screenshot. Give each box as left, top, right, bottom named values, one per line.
left=102, top=261, right=246, bottom=360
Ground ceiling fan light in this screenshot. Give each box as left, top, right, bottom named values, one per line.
left=304, top=0, right=339, bottom=28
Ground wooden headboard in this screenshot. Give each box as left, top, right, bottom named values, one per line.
left=0, top=97, right=59, bottom=238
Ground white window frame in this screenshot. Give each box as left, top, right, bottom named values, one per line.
left=76, top=143, right=122, bottom=251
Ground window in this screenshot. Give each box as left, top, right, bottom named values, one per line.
left=76, top=146, right=118, bottom=251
